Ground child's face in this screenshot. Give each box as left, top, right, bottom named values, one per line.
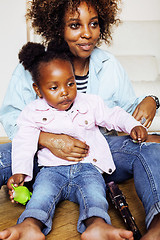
left=34, top=59, right=77, bottom=111
left=64, top=1, right=100, bottom=59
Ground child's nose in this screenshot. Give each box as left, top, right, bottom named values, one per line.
left=60, top=87, right=68, bottom=96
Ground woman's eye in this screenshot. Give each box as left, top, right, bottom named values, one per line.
left=70, top=23, right=80, bottom=29
left=90, top=21, right=99, bottom=28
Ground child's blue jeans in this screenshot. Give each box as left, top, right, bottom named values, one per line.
left=17, top=163, right=110, bottom=235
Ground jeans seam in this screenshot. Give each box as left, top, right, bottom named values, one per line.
left=71, top=183, right=87, bottom=209
left=47, top=182, right=68, bottom=217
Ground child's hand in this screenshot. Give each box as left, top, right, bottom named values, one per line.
left=130, top=126, right=148, bottom=143
left=7, top=174, right=26, bottom=203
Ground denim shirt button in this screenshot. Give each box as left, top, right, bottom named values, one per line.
left=93, top=158, right=97, bottom=162
left=108, top=168, right=112, bottom=173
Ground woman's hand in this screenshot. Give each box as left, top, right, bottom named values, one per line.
left=7, top=174, right=26, bottom=202
left=39, top=132, right=89, bottom=162
left=132, top=96, right=156, bottom=128
left=130, top=126, right=148, bottom=143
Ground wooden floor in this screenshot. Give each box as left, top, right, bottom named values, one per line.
left=0, top=138, right=147, bottom=239
left=0, top=180, right=146, bottom=239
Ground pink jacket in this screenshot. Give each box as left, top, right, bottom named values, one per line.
left=12, top=93, right=142, bottom=181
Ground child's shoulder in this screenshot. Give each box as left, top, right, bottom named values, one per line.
left=77, top=92, right=103, bottom=103
left=75, top=93, right=104, bottom=111
left=21, top=98, right=47, bottom=114
left=18, top=98, right=48, bottom=123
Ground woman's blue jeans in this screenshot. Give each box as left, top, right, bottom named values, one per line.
left=0, top=135, right=160, bottom=229
left=103, top=135, right=160, bottom=228
left=0, top=142, right=12, bottom=186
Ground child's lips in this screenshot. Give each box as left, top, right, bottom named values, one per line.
left=60, top=99, right=72, bottom=105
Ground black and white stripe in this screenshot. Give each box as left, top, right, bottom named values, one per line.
left=75, top=73, right=89, bottom=93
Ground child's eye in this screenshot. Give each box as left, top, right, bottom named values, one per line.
left=50, top=86, right=57, bottom=90
left=68, top=82, right=75, bottom=87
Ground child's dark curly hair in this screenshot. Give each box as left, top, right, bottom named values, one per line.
left=26, top=0, right=121, bottom=45
left=19, top=42, right=73, bottom=86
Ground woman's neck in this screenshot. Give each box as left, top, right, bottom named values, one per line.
left=73, top=58, right=89, bottom=76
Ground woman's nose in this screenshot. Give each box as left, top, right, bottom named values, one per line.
left=81, top=25, right=91, bottom=38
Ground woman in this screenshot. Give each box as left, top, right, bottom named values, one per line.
left=5, top=41, right=148, bottom=240
left=0, top=0, right=160, bottom=239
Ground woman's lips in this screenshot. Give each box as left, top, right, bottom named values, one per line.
left=78, top=43, right=93, bottom=51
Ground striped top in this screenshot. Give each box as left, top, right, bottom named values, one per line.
left=75, top=72, right=89, bottom=93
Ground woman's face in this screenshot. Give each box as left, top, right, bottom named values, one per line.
left=34, top=59, right=77, bottom=111
left=64, top=2, right=100, bottom=59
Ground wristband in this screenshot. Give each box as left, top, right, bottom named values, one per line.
left=149, top=95, right=160, bottom=109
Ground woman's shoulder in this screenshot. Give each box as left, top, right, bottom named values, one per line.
left=91, top=47, right=117, bottom=63
left=12, top=63, right=31, bottom=78
left=90, top=47, right=126, bottom=77
left=10, top=63, right=33, bottom=91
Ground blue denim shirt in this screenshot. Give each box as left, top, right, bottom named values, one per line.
left=0, top=47, right=144, bottom=140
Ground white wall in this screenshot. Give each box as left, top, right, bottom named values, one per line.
left=0, top=0, right=27, bottom=136
left=101, top=0, right=160, bottom=72
left=0, top=0, right=160, bottom=137
left=120, top=0, right=160, bottom=21
left=101, top=21, right=160, bottom=72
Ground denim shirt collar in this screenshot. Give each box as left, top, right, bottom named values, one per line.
left=90, top=47, right=110, bottom=74
left=86, top=47, right=111, bottom=94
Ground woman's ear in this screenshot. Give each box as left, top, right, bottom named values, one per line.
left=33, top=83, right=43, bottom=98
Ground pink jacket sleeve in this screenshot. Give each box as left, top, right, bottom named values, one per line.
left=12, top=104, right=40, bottom=182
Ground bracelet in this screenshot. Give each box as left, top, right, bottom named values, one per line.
left=148, top=95, right=160, bottom=109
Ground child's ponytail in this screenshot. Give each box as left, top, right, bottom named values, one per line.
left=18, top=41, right=73, bottom=85
left=18, top=42, right=45, bottom=72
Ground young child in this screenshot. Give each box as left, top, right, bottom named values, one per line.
left=1, top=42, right=147, bottom=240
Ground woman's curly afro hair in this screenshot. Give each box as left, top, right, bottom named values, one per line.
left=26, top=0, right=121, bottom=46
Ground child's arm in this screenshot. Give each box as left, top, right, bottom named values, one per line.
left=12, top=104, right=41, bottom=182
left=7, top=174, right=26, bottom=202
left=93, top=94, right=148, bottom=136
left=130, top=126, right=148, bottom=143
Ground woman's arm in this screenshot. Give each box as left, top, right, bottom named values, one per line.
left=101, top=54, right=158, bottom=128
left=0, top=64, right=36, bottom=140
left=39, top=132, right=89, bottom=162
left=132, top=96, right=157, bottom=128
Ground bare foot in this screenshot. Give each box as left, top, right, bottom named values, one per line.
left=0, top=218, right=45, bottom=240
left=81, top=217, right=134, bottom=240
left=141, top=213, right=160, bottom=240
